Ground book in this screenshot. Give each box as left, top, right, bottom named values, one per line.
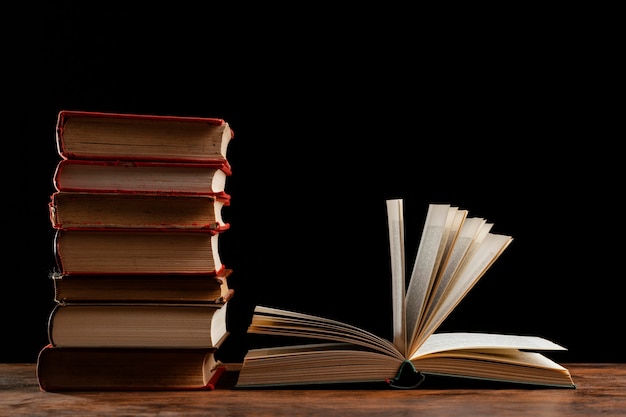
left=49, top=191, right=230, bottom=231
left=51, top=268, right=235, bottom=304
left=55, top=110, right=234, bottom=164
left=47, top=302, right=229, bottom=348
left=235, top=201, right=575, bottom=389
left=52, top=159, right=231, bottom=196
left=38, top=109, right=237, bottom=392
left=54, top=228, right=225, bottom=275
left=36, top=344, right=226, bottom=391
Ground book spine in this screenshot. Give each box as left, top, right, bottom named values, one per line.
left=205, top=365, right=226, bottom=390
left=45, top=306, right=60, bottom=346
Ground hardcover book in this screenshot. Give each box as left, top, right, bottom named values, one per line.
left=36, top=345, right=227, bottom=391
left=54, top=228, right=226, bottom=276
left=55, top=110, right=234, bottom=164
left=47, top=302, right=229, bottom=348
left=38, top=109, right=237, bottom=392
left=235, top=201, right=575, bottom=389
left=51, top=269, right=234, bottom=304
left=52, top=159, right=231, bottom=196
left=49, top=191, right=230, bottom=231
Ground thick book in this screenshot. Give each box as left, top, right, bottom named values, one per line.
left=51, top=269, right=234, bottom=304
left=236, top=201, right=575, bottom=389
left=48, top=302, right=229, bottom=348
left=54, top=228, right=225, bottom=275
left=36, top=344, right=226, bottom=391
left=55, top=110, right=234, bottom=164
left=49, top=191, right=231, bottom=231
left=52, top=159, right=232, bottom=195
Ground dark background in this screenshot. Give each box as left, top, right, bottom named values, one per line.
left=3, top=5, right=621, bottom=364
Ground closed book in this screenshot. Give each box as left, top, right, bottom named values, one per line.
left=52, top=159, right=231, bottom=195
left=55, top=110, right=234, bottom=164
left=47, top=302, right=229, bottom=348
left=54, top=228, right=225, bottom=276
left=51, top=269, right=234, bottom=304
left=36, top=344, right=226, bottom=391
left=49, top=191, right=230, bottom=231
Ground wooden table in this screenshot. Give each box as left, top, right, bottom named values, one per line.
left=1, top=363, right=625, bottom=416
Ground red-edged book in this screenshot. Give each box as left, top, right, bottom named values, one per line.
left=49, top=191, right=231, bottom=231
left=54, top=228, right=226, bottom=276
left=36, top=344, right=226, bottom=391
left=55, top=110, right=234, bottom=164
left=50, top=268, right=234, bottom=304
left=52, top=159, right=232, bottom=196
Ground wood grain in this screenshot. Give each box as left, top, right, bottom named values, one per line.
left=1, top=363, right=625, bottom=416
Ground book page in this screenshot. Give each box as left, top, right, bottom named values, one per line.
left=411, top=232, right=513, bottom=352
left=249, top=306, right=404, bottom=360
left=410, top=332, right=567, bottom=359
left=211, top=302, right=229, bottom=347
left=386, top=199, right=406, bottom=356
left=237, top=342, right=404, bottom=387
left=416, top=217, right=490, bottom=337
left=404, top=204, right=453, bottom=349
left=408, top=344, right=573, bottom=387
left=416, top=209, right=468, bottom=333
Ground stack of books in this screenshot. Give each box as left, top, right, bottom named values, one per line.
left=36, top=110, right=235, bottom=391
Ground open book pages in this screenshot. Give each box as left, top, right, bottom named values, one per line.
left=237, top=201, right=575, bottom=388
left=247, top=306, right=568, bottom=361
left=239, top=305, right=573, bottom=388
left=388, top=200, right=515, bottom=357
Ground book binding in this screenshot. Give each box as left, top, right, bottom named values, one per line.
left=385, top=360, right=425, bottom=389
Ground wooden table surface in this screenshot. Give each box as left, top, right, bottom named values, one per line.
left=1, top=363, right=625, bottom=416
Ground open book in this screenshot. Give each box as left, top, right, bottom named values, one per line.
left=236, top=201, right=575, bottom=389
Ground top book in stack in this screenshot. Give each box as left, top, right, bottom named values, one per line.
left=55, top=110, right=234, bottom=165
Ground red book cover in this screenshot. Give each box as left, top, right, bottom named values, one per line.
left=55, top=110, right=234, bottom=163
left=52, top=159, right=232, bottom=195
left=54, top=228, right=226, bottom=276
left=48, top=191, right=231, bottom=231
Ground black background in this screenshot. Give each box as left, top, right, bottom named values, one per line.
left=3, top=5, right=622, bottom=364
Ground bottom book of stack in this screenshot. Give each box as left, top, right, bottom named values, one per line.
left=36, top=302, right=230, bottom=391
left=37, top=346, right=226, bottom=391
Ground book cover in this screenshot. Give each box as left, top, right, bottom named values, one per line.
left=47, top=302, right=229, bottom=349
left=36, top=344, right=226, bottom=391
left=49, top=191, right=231, bottom=231
left=55, top=110, right=234, bottom=163
left=51, top=269, right=234, bottom=304
left=52, top=159, right=232, bottom=195
left=54, top=228, right=225, bottom=276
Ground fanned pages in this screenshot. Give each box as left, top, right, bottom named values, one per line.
left=413, top=231, right=512, bottom=351
left=403, top=204, right=513, bottom=356
left=386, top=199, right=406, bottom=356
left=404, top=204, right=458, bottom=348
left=236, top=201, right=574, bottom=389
